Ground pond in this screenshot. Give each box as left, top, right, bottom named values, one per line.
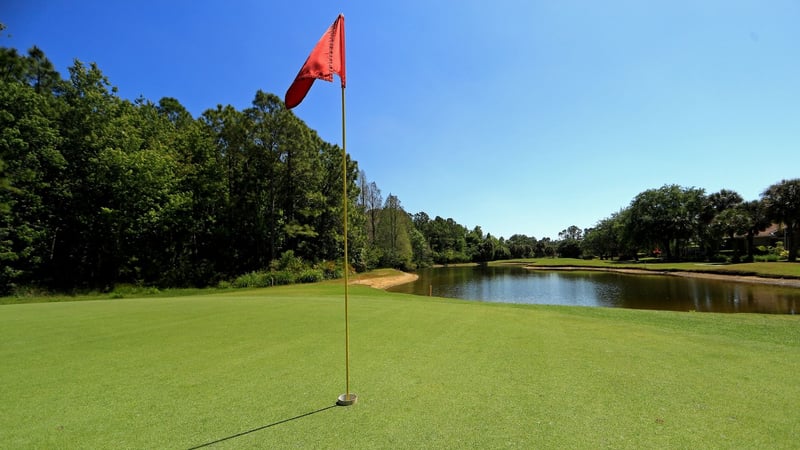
left=387, top=265, right=800, bottom=314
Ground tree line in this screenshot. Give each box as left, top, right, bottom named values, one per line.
left=580, top=182, right=800, bottom=263
left=2, top=40, right=799, bottom=294
left=0, top=40, right=507, bottom=293
left=1, top=42, right=363, bottom=293
left=356, top=177, right=800, bottom=270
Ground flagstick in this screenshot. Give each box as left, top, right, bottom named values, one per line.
left=337, top=84, right=357, bottom=407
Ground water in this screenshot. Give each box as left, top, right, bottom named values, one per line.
left=387, top=265, right=800, bottom=314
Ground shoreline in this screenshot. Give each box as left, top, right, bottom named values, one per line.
left=524, top=265, right=800, bottom=288
left=351, top=264, right=800, bottom=291
left=351, top=272, right=419, bottom=289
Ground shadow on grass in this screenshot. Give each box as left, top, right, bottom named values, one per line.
left=187, top=404, right=338, bottom=449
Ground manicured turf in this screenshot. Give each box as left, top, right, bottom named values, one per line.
left=1, top=280, right=798, bottom=448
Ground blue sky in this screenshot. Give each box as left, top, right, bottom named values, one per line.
left=3, top=1, right=799, bottom=240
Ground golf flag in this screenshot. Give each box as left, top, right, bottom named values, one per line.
left=284, top=13, right=357, bottom=406
left=285, top=14, right=346, bottom=109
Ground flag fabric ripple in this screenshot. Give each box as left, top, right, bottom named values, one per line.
left=285, top=14, right=346, bottom=109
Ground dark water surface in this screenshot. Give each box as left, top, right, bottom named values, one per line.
left=387, top=265, right=800, bottom=314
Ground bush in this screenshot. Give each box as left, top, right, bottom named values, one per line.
left=227, top=258, right=342, bottom=289
left=317, top=261, right=342, bottom=280
left=231, top=271, right=268, bottom=288
left=707, top=254, right=730, bottom=263
left=754, top=254, right=779, bottom=263
left=753, top=242, right=789, bottom=261
left=232, top=270, right=297, bottom=288
left=270, top=270, right=295, bottom=286
left=296, top=269, right=324, bottom=284
left=8, top=285, right=51, bottom=298
left=556, top=240, right=582, bottom=259
left=109, top=284, right=160, bottom=298
left=275, top=250, right=304, bottom=272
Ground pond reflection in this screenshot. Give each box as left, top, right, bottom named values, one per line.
left=387, top=266, right=800, bottom=314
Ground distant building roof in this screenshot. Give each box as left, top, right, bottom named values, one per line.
left=756, top=223, right=784, bottom=239
left=733, top=223, right=784, bottom=239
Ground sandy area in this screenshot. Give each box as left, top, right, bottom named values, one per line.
left=351, top=272, right=419, bottom=289
left=524, top=265, right=800, bottom=288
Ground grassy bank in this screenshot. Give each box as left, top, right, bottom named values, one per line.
left=513, top=258, right=800, bottom=279
left=1, top=280, right=798, bottom=448
left=0, top=285, right=231, bottom=305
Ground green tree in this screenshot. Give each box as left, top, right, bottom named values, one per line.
left=202, top=102, right=261, bottom=275
left=466, top=226, right=484, bottom=261
left=738, top=200, right=771, bottom=262
left=474, top=233, right=501, bottom=263
left=376, top=194, right=413, bottom=269
left=424, top=216, right=469, bottom=264
left=0, top=47, right=25, bottom=83
left=0, top=53, right=65, bottom=292
left=699, top=189, right=743, bottom=258
left=558, top=225, right=583, bottom=241
left=357, top=170, right=382, bottom=245
left=626, top=184, right=706, bottom=260
left=409, top=226, right=432, bottom=268
left=0, top=41, right=374, bottom=291
left=24, top=46, right=60, bottom=94
left=156, top=97, right=226, bottom=285
left=538, top=237, right=556, bottom=258
left=761, top=179, right=800, bottom=262
left=506, top=234, right=537, bottom=259
left=50, top=60, right=125, bottom=287
left=278, top=113, right=324, bottom=258
left=495, top=237, right=511, bottom=260
left=582, top=214, right=623, bottom=260
left=89, top=130, right=182, bottom=283
left=556, top=225, right=584, bottom=258
left=557, top=239, right=582, bottom=258
left=711, top=207, right=750, bottom=262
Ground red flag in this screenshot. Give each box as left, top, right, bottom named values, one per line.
left=285, top=14, right=346, bottom=109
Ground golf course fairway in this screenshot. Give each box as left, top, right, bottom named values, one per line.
left=1, top=279, right=798, bottom=448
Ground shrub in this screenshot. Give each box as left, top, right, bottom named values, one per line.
left=231, top=271, right=300, bottom=288
left=707, top=254, right=729, bottom=263
left=276, top=250, right=304, bottom=272
left=8, top=285, right=50, bottom=298
left=109, top=284, right=160, bottom=298
left=232, top=271, right=267, bottom=288
left=270, top=270, right=295, bottom=286
left=227, top=258, right=342, bottom=290
left=318, top=261, right=342, bottom=280
left=296, top=269, right=324, bottom=284
left=754, top=254, right=779, bottom=263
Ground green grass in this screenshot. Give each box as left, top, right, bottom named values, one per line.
left=1, top=281, right=799, bottom=448
left=0, top=285, right=232, bottom=305
left=515, top=257, right=800, bottom=279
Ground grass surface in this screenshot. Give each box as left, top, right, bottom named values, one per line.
left=1, top=280, right=799, bottom=448
left=0, top=285, right=230, bottom=305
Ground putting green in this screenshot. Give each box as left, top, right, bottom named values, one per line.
left=1, top=282, right=798, bottom=448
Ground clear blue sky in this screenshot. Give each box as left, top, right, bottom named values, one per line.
left=3, top=1, right=799, bottom=240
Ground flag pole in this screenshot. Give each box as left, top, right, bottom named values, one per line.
left=337, top=84, right=357, bottom=406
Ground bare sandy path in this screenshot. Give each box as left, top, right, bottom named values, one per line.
left=350, top=272, right=419, bottom=289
